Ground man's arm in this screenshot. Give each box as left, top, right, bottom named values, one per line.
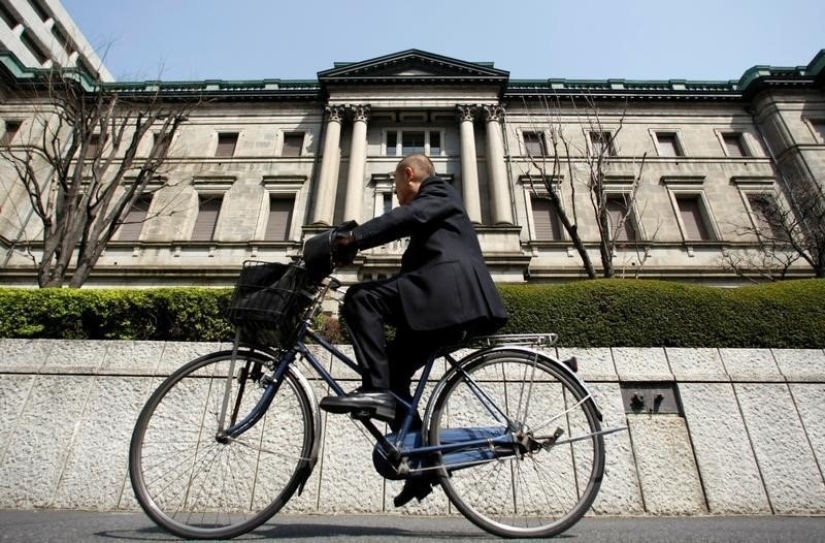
left=353, top=179, right=458, bottom=251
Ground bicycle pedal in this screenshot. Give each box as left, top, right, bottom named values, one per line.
left=351, top=409, right=372, bottom=420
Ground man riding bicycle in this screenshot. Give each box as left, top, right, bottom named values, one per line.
left=319, top=153, right=507, bottom=506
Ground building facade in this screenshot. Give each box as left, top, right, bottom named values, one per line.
left=1, top=49, right=824, bottom=286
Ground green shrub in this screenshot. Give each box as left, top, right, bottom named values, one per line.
left=1, top=279, right=823, bottom=347
left=497, top=279, right=825, bottom=348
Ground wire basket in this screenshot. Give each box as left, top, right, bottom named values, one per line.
left=226, top=261, right=315, bottom=348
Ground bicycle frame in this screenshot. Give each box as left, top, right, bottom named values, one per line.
left=218, top=319, right=522, bottom=471
left=217, top=276, right=622, bottom=479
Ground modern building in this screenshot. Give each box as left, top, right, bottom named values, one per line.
left=1, top=48, right=824, bottom=286
left=0, top=0, right=111, bottom=81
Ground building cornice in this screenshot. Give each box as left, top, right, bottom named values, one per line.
left=1, top=49, right=822, bottom=104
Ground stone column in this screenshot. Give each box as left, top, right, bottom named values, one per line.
left=343, top=104, right=370, bottom=223
left=483, top=104, right=513, bottom=225
left=457, top=105, right=482, bottom=224
left=311, top=105, right=345, bottom=225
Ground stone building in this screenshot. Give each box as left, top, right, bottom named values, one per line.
left=1, top=48, right=824, bottom=286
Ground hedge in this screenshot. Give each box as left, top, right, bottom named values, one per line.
left=0, top=279, right=823, bottom=348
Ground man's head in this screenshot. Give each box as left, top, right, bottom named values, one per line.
left=393, top=154, right=435, bottom=206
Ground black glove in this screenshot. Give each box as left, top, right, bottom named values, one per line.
left=331, top=229, right=357, bottom=267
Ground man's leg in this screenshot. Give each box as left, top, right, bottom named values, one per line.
left=341, top=277, right=402, bottom=389
left=319, top=278, right=402, bottom=423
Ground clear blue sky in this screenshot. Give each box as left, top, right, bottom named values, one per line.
left=62, top=0, right=825, bottom=83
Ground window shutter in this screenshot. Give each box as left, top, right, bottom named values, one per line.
left=677, top=196, right=711, bottom=241
left=117, top=196, right=152, bottom=241
left=282, top=134, right=304, bottom=157
left=216, top=133, right=238, bottom=157
left=1, top=120, right=21, bottom=145
left=606, top=197, right=637, bottom=241
left=656, top=133, right=681, bottom=157
left=264, top=197, right=294, bottom=241
left=192, top=197, right=222, bottom=241
left=723, top=134, right=746, bottom=157
left=531, top=198, right=562, bottom=240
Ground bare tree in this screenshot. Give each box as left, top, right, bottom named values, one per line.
left=512, top=94, right=648, bottom=279
left=0, top=67, right=196, bottom=287
left=723, top=178, right=825, bottom=281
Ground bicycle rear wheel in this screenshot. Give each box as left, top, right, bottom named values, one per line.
left=129, top=349, right=315, bottom=539
left=427, top=349, right=604, bottom=538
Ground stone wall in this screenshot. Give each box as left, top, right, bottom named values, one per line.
left=0, top=338, right=823, bottom=515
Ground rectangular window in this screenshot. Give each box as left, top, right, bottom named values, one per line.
left=29, top=0, right=51, bottom=21
left=531, top=197, right=562, bottom=240
left=747, top=194, right=786, bottom=240
left=282, top=133, right=304, bottom=157
left=676, top=195, right=713, bottom=241
left=606, top=196, right=637, bottom=242
left=215, top=133, right=238, bottom=157
left=429, top=132, right=441, bottom=155
left=85, top=134, right=101, bottom=157
left=1, top=120, right=21, bottom=145
left=590, top=131, right=615, bottom=157
left=117, top=195, right=152, bottom=241
left=264, top=196, right=294, bottom=241
left=656, top=132, right=683, bottom=157
left=20, top=30, right=48, bottom=64
left=0, top=2, right=19, bottom=27
left=51, top=24, right=70, bottom=51
left=152, top=132, right=172, bottom=156
left=192, top=196, right=222, bottom=241
left=523, top=132, right=545, bottom=156
left=386, top=131, right=397, bottom=156
left=722, top=133, right=749, bottom=157
left=383, top=193, right=393, bottom=215
left=402, top=132, right=425, bottom=155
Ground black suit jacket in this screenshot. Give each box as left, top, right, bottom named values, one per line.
left=352, top=176, right=507, bottom=333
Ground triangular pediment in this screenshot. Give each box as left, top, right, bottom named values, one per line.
left=318, top=49, right=509, bottom=84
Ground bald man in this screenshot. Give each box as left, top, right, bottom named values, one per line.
left=319, top=154, right=507, bottom=506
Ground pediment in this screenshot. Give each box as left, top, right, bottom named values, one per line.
left=318, top=49, right=509, bottom=84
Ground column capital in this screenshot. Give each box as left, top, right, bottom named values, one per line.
left=349, top=104, right=371, bottom=123
left=482, top=104, right=505, bottom=123
left=456, top=104, right=476, bottom=123
left=325, top=105, right=346, bottom=123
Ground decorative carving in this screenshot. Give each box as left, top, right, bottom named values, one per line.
left=325, top=105, right=346, bottom=123
left=350, top=104, right=371, bottom=123
left=482, top=104, right=505, bottom=123
left=456, top=104, right=476, bottom=123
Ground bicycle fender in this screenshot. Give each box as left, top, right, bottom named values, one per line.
left=284, top=364, right=323, bottom=495
left=424, top=346, right=604, bottom=426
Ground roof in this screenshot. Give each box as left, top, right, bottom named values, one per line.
left=1, top=49, right=822, bottom=102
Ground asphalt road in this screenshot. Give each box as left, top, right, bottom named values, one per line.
left=1, top=511, right=824, bottom=542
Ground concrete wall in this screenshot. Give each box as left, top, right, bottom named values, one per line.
left=1, top=338, right=824, bottom=515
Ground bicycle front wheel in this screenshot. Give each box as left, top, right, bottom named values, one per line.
left=129, top=349, right=315, bottom=540
left=427, top=350, right=605, bottom=538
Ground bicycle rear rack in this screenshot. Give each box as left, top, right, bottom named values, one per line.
left=466, top=333, right=558, bottom=349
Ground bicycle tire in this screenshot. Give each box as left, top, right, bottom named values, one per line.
left=426, top=349, right=605, bottom=538
left=129, top=349, right=315, bottom=540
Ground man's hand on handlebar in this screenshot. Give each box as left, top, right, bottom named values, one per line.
left=331, top=230, right=357, bottom=267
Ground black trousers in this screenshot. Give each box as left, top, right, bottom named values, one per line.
left=342, top=277, right=464, bottom=432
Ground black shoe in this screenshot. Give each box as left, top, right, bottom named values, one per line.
left=393, top=477, right=436, bottom=508
left=319, top=388, right=396, bottom=423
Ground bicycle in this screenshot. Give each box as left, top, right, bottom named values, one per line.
left=129, top=234, right=621, bottom=539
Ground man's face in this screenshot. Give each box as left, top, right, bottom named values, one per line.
left=393, top=166, right=417, bottom=206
